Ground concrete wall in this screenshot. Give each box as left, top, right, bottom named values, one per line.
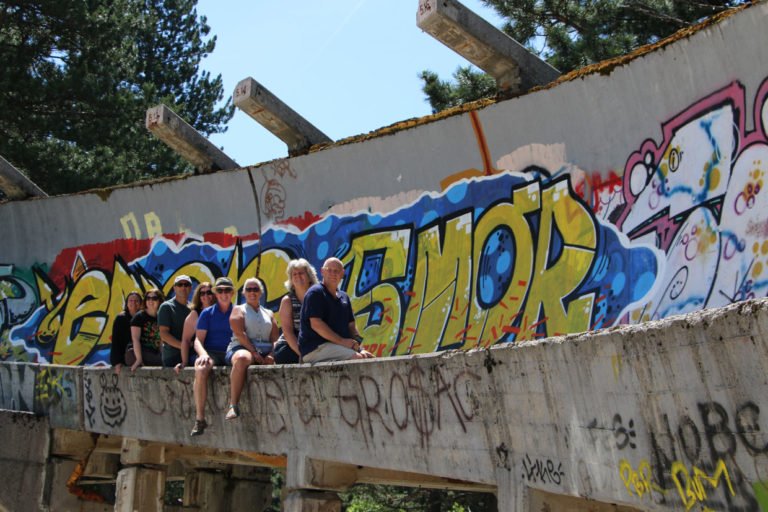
left=2, top=298, right=768, bottom=510
left=0, top=411, right=49, bottom=512
left=0, top=6, right=766, bottom=369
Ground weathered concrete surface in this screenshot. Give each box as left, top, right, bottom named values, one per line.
left=3, top=299, right=768, bottom=510
left=145, top=104, right=238, bottom=172
left=0, top=411, right=49, bottom=512
left=2, top=4, right=768, bottom=371
left=0, top=363, right=82, bottom=430
left=417, top=0, right=559, bottom=91
left=234, top=77, right=333, bottom=155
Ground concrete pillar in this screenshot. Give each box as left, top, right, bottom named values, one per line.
left=0, top=411, right=49, bottom=511
left=234, top=77, right=333, bottom=156
left=182, top=465, right=272, bottom=512
left=182, top=470, right=228, bottom=511
left=115, top=466, right=166, bottom=512
left=145, top=104, right=238, bottom=172
left=115, top=439, right=168, bottom=512
left=229, top=465, right=272, bottom=511
left=283, top=490, right=342, bottom=512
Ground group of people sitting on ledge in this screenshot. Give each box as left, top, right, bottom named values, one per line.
left=110, top=257, right=375, bottom=436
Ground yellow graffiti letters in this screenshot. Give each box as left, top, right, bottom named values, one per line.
left=398, top=213, right=473, bottom=355
left=466, top=183, right=538, bottom=347
left=345, top=229, right=410, bottom=354
left=230, top=247, right=291, bottom=306
left=671, top=459, right=735, bottom=511
left=51, top=270, right=110, bottom=365
left=520, top=180, right=596, bottom=339
left=619, top=459, right=663, bottom=499
left=119, top=211, right=164, bottom=239
left=144, top=212, right=163, bottom=238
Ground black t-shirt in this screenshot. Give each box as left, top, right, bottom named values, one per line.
left=130, top=310, right=161, bottom=351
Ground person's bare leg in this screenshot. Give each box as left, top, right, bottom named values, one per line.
left=229, top=350, right=253, bottom=410
left=194, top=361, right=211, bottom=421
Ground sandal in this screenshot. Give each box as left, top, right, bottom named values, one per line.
left=225, top=404, right=240, bottom=420
left=190, top=418, right=207, bottom=436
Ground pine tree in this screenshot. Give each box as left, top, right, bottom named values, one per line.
left=0, top=0, right=233, bottom=194
left=421, top=0, right=745, bottom=113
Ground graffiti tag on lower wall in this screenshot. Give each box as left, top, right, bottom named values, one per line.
left=2, top=75, right=768, bottom=366
left=615, top=400, right=768, bottom=510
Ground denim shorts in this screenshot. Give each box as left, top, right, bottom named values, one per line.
left=224, top=344, right=271, bottom=366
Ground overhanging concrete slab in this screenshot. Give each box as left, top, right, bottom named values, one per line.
left=234, top=77, right=332, bottom=155
left=146, top=104, right=238, bottom=172
left=417, top=0, right=560, bottom=91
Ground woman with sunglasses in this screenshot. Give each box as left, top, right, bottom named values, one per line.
left=127, top=288, right=165, bottom=371
left=110, top=292, right=142, bottom=374
left=190, top=277, right=235, bottom=436
left=273, top=258, right=319, bottom=364
left=225, top=277, right=279, bottom=420
left=175, top=281, right=214, bottom=374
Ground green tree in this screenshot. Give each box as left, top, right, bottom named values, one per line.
left=420, top=67, right=497, bottom=114
left=421, top=0, right=746, bottom=113
left=342, top=484, right=497, bottom=512
left=0, top=0, right=233, bottom=195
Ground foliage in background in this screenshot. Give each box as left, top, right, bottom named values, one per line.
left=0, top=0, right=233, bottom=195
left=420, top=67, right=498, bottom=114
left=342, top=484, right=497, bottom=512
left=421, top=0, right=746, bottom=113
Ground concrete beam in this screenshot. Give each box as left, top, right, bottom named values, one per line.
left=145, top=104, right=238, bottom=173
left=234, top=77, right=332, bottom=156
left=0, top=155, right=47, bottom=200
left=416, top=0, right=560, bottom=92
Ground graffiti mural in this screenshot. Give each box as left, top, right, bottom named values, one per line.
left=619, top=79, right=768, bottom=321
left=1, top=172, right=658, bottom=365
left=2, top=75, right=768, bottom=366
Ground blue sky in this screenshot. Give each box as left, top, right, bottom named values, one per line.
left=195, top=0, right=505, bottom=167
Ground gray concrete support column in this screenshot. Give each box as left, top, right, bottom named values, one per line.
left=181, top=464, right=272, bottom=511
left=0, top=412, right=49, bottom=511
left=229, top=465, right=273, bottom=511
left=182, top=470, right=228, bottom=511
left=115, top=466, right=166, bottom=512
left=114, top=439, right=168, bottom=512
left=283, top=490, right=342, bottom=512
left=283, top=453, right=354, bottom=512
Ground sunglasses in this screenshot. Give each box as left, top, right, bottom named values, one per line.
left=145, top=296, right=160, bottom=301
left=216, top=288, right=234, bottom=294
left=201, top=290, right=214, bottom=296
left=244, top=287, right=261, bottom=293
left=175, top=282, right=191, bottom=287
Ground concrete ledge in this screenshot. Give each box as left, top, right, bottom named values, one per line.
left=2, top=299, right=768, bottom=510
left=0, top=363, right=82, bottom=429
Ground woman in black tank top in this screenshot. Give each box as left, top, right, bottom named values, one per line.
left=274, top=258, right=319, bottom=364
